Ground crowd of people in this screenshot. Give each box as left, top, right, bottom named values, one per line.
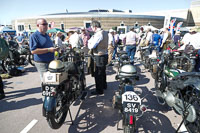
left=1, top=18, right=200, bottom=100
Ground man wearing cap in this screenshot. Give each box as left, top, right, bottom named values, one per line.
left=29, top=18, right=58, bottom=81
left=88, top=21, right=108, bottom=95
left=108, top=29, right=115, bottom=66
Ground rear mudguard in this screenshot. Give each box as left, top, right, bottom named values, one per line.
left=43, top=96, right=56, bottom=112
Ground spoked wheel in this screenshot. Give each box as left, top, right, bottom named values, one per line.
left=184, top=99, right=200, bottom=133
left=47, top=94, right=68, bottom=129
left=1, top=58, right=11, bottom=72
left=155, top=69, right=166, bottom=105
left=28, top=53, right=35, bottom=66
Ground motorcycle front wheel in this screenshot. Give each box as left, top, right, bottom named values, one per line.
left=184, top=98, right=200, bottom=133
left=47, top=95, right=68, bottom=129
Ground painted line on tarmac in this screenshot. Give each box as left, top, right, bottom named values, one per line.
left=20, top=119, right=38, bottom=133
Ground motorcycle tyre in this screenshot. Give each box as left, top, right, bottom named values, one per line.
left=1, top=59, right=10, bottom=72
left=28, top=53, right=35, bottom=66
left=47, top=109, right=68, bottom=129
left=183, top=100, right=200, bottom=133
left=123, top=114, right=136, bottom=133
left=123, top=125, right=136, bottom=133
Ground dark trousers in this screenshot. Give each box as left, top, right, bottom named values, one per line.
left=94, top=54, right=108, bottom=93
left=0, top=76, right=4, bottom=95
left=94, top=66, right=107, bottom=93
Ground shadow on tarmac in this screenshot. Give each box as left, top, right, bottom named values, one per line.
left=67, top=66, right=175, bottom=133
left=67, top=80, right=120, bottom=133
left=0, top=87, right=42, bottom=113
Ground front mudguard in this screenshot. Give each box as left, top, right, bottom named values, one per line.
left=43, top=96, right=56, bottom=117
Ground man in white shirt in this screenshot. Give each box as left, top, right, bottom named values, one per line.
left=88, top=21, right=108, bottom=95
left=108, top=29, right=115, bottom=65
left=123, top=28, right=138, bottom=64
left=69, top=30, right=83, bottom=48
left=160, top=28, right=172, bottom=50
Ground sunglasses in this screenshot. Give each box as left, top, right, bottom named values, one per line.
left=40, top=23, right=48, bottom=26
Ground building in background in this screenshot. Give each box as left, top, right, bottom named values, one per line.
left=11, top=0, right=200, bottom=34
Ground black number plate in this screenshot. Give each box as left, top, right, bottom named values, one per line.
left=42, top=85, right=56, bottom=96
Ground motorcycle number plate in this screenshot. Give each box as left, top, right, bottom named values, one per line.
left=122, top=91, right=141, bottom=104
left=123, top=102, right=140, bottom=113
left=42, top=85, right=56, bottom=96
left=44, top=72, right=56, bottom=83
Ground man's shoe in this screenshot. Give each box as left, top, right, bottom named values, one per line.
left=91, top=91, right=103, bottom=95
left=0, top=94, right=5, bottom=100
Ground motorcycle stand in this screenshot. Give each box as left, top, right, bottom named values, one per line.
left=116, top=110, right=123, bottom=131
left=175, top=111, right=189, bottom=133
left=66, top=108, right=74, bottom=125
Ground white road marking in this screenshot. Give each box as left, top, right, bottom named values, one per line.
left=20, top=119, right=38, bottom=133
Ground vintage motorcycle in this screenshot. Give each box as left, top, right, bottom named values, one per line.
left=42, top=48, right=86, bottom=129
left=155, top=50, right=200, bottom=133
left=113, top=64, right=147, bottom=133
left=2, top=42, right=34, bottom=72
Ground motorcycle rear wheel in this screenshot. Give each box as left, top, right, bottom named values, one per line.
left=123, top=114, right=136, bottom=133
left=47, top=95, right=68, bottom=129
left=123, top=125, right=136, bottom=133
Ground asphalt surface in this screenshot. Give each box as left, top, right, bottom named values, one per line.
left=0, top=63, right=188, bottom=133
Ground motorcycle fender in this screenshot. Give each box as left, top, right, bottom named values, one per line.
left=43, top=96, right=56, bottom=112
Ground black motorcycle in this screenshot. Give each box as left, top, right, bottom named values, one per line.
left=113, top=55, right=147, bottom=133
left=42, top=48, right=86, bottom=129
left=155, top=50, right=200, bottom=133
left=2, top=41, right=34, bottom=72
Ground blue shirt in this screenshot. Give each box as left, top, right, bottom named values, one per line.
left=29, top=30, right=54, bottom=62
left=152, top=33, right=161, bottom=46
left=16, top=36, right=24, bottom=42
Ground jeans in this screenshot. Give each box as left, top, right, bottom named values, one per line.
left=126, top=45, right=136, bottom=64
left=34, top=62, right=49, bottom=82
left=112, top=45, right=118, bottom=60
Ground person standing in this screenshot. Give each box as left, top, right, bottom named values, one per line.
left=29, top=18, right=58, bottom=82
left=108, top=29, right=115, bottom=66
left=88, top=21, right=108, bottom=95
left=112, top=30, right=119, bottom=60
left=152, top=30, right=161, bottom=51
left=15, top=33, right=24, bottom=46
left=173, top=31, right=181, bottom=47
left=160, top=28, right=172, bottom=51
left=123, top=28, right=138, bottom=64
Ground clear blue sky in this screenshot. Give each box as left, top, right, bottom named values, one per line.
left=0, top=0, right=191, bottom=25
